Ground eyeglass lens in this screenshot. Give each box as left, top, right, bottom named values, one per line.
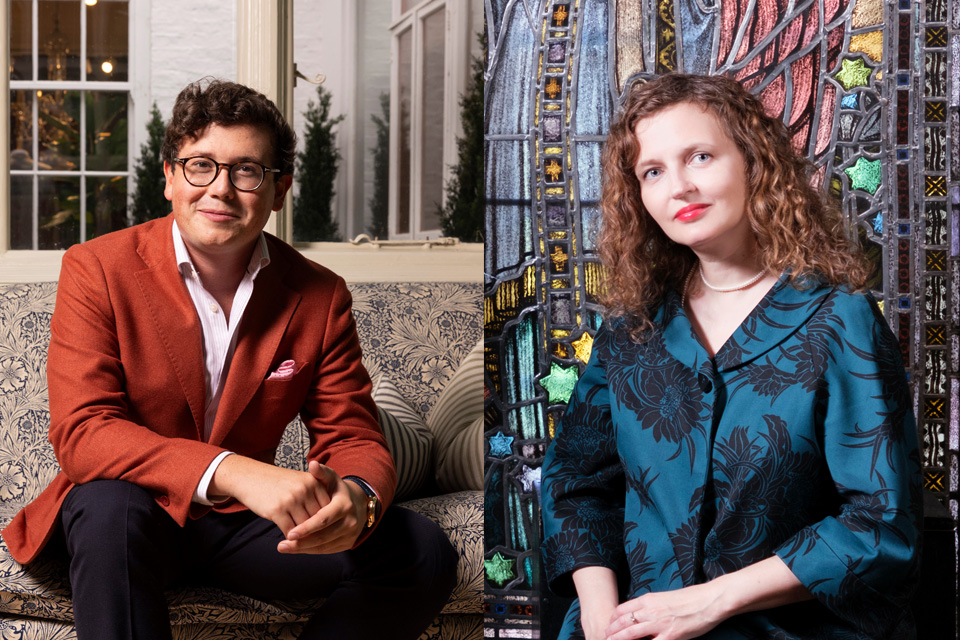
left=181, top=157, right=264, bottom=191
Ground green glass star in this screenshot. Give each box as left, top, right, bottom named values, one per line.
left=844, top=157, right=882, bottom=194
left=485, top=552, right=516, bottom=586
left=538, top=362, right=579, bottom=403
left=835, top=58, right=873, bottom=90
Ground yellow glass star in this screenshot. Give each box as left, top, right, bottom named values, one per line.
left=571, top=332, right=593, bottom=363
left=835, top=58, right=873, bottom=90
left=545, top=159, right=562, bottom=181
left=553, top=5, right=568, bottom=26
left=545, top=77, right=562, bottom=99
left=550, top=244, right=568, bottom=270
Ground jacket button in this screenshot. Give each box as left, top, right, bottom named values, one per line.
left=698, top=374, right=713, bottom=393
left=158, top=495, right=170, bottom=507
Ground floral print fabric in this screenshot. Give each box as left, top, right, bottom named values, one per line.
left=0, top=282, right=482, bottom=640
left=542, top=276, right=922, bottom=639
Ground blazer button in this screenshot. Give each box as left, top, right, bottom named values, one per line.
left=698, top=374, right=713, bottom=393
left=158, top=495, right=170, bottom=507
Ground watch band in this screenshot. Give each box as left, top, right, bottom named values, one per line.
left=343, top=476, right=380, bottom=529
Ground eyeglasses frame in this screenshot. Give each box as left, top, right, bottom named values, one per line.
left=173, top=156, right=282, bottom=192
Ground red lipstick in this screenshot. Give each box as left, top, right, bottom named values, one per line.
left=675, top=204, right=708, bottom=222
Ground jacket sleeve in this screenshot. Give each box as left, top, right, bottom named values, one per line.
left=300, top=276, right=397, bottom=517
left=774, top=293, right=922, bottom=634
left=48, top=244, right=225, bottom=525
left=541, top=323, right=626, bottom=597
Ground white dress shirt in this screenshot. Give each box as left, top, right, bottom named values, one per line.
left=172, top=220, right=270, bottom=505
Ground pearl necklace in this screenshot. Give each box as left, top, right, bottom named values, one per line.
left=681, top=262, right=766, bottom=308
left=698, top=263, right=767, bottom=292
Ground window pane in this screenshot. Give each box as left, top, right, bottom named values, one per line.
left=86, top=175, right=127, bottom=240
left=87, top=0, right=129, bottom=82
left=38, top=0, right=81, bottom=81
left=10, top=176, right=33, bottom=250
left=86, top=91, right=128, bottom=171
left=10, top=0, right=33, bottom=81
left=11, top=90, right=35, bottom=168
left=38, top=175, right=80, bottom=249
left=419, top=8, right=445, bottom=233
left=401, top=0, right=429, bottom=14
left=39, top=90, right=80, bottom=171
left=397, top=27, right=412, bottom=235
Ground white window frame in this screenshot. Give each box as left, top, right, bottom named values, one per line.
left=0, top=0, right=481, bottom=284
left=388, top=0, right=470, bottom=241
left=0, top=0, right=145, bottom=281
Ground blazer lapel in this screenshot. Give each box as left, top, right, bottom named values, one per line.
left=133, top=217, right=207, bottom=439
left=208, top=250, right=302, bottom=447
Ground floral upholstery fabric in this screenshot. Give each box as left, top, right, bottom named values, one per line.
left=0, top=282, right=482, bottom=640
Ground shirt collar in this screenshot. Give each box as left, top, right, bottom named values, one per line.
left=658, top=272, right=835, bottom=373
left=171, top=219, right=271, bottom=280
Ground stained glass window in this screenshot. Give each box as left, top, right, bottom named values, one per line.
left=484, top=0, right=958, bottom=637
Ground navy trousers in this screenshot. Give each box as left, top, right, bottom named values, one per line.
left=59, top=480, right=458, bottom=640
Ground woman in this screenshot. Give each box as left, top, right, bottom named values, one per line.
left=541, top=74, right=921, bottom=640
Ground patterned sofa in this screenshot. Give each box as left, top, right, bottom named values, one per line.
left=0, top=281, right=483, bottom=639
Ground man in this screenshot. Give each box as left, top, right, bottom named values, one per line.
left=1, top=79, right=457, bottom=639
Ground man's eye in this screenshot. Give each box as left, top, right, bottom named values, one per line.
left=189, top=160, right=214, bottom=171
left=235, top=164, right=258, bottom=175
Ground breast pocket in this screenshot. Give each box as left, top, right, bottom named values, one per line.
left=260, top=360, right=312, bottom=402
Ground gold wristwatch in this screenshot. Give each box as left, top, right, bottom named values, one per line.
left=344, top=476, right=379, bottom=529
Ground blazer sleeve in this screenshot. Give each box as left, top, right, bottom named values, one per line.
left=300, top=276, right=397, bottom=518
left=541, top=323, right=626, bottom=597
left=47, top=244, right=225, bottom=525
left=774, top=292, right=922, bottom=634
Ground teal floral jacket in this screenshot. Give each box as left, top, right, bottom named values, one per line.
left=541, top=277, right=922, bottom=639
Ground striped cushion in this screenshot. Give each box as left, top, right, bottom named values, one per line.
left=426, top=340, right=484, bottom=492
left=371, top=374, right=433, bottom=500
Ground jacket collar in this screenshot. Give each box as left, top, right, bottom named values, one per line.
left=132, top=215, right=301, bottom=443
left=658, top=273, right=836, bottom=374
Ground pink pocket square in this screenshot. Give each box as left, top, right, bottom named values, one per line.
left=266, top=360, right=296, bottom=381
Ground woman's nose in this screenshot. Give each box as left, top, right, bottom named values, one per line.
left=670, top=171, right=695, bottom=198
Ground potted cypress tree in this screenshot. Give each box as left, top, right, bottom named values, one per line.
left=293, top=85, right=345, bottom=242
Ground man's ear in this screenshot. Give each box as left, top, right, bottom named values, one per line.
left=163, top=161, right=175, bottom=202
left=272, top=174, right=294, bottom=212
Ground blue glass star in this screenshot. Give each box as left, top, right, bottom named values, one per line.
left=840, top=93, right=859, bottom=110
left=488, top=431, right=514, bottom=458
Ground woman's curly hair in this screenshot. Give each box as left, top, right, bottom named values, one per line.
left=161, top=78, right=297, bottom=177
left=598, top=73, right=869, bottom=340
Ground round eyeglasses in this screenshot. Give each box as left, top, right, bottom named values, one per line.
left=174, top=156, right=281, bottom=192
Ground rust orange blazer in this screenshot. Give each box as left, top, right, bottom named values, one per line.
left=2, top=215, right=396, bottom=564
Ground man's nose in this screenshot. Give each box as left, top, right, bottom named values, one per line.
left=208, top=166, right=235, bottom=195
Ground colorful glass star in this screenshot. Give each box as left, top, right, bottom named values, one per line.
left=844, top=157, right=882, bottom=194
left=571, top=332, right=593, bottom=363
left=545, top=159, right=563, bottom=181
left=835, top=58, right=873, bottom=90
left=518, top=465, right=542, bottom=494
left=488, top=431, right=514, bottom=458
left=485, top=552, right=516, bottom=586
left=539, top=362, right=579, bottom=403
left=840, top=93, right=859, bottom=110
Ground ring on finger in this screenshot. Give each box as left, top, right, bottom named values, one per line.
left=628, top=611, right=637, bottom=624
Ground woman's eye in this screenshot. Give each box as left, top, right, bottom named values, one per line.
left=693, top=153, right=711, bottom=163
left=642, top=168, right=661, bottom=180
